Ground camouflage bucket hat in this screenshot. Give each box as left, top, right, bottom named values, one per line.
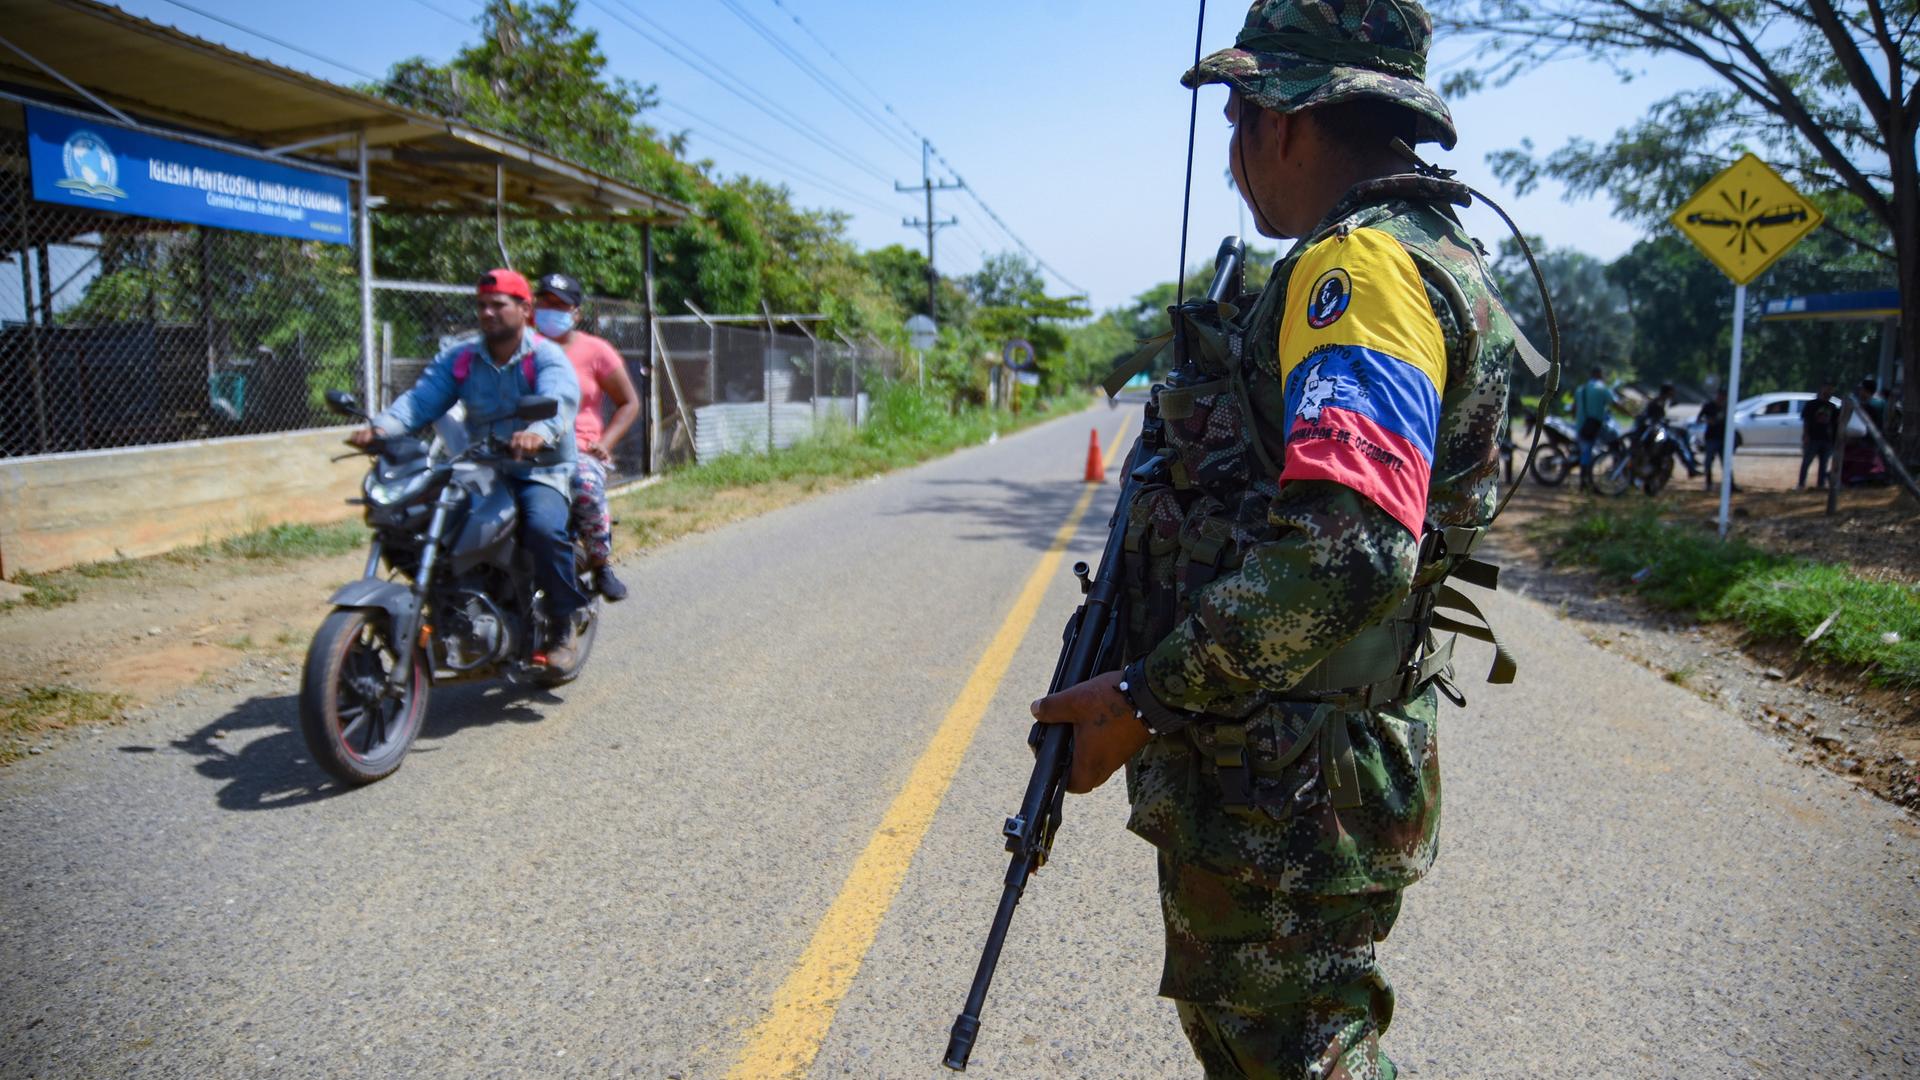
left=1182, top=0, right=1457, bottom=149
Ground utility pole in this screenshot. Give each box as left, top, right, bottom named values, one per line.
left=896, top=138, right=958, bottom=317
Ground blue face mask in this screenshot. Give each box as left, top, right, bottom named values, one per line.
left=534, top=308, right=576, bottom=338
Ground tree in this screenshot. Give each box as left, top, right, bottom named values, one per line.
left=1492, top=238, right=1631, bottom=384
left=1434, top=0, right=1919, bottom=460
left=966, top=253, right=1090, bottom=390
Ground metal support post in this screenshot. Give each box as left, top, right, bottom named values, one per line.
left=792, top=319, right=820, bottom=426
left=1717, top=283, right=1746, bottom=540
left=643, top=223, right=657, bottom=474
left=762, top=301, right=779, bottom=454
left=20, top=242, right=49, bottom=453
left=896, top=139, right=958, bottom=319
left=357, top=132, right=377, bottom=409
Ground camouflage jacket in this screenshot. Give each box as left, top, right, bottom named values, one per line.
left=1123, top=178, right=1518, bottom=895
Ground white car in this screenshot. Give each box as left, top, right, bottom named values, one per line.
left=1688, top=391, right=1868, bottom=450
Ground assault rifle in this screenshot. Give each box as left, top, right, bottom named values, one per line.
left=942, top=237, right=1245, bottom=1071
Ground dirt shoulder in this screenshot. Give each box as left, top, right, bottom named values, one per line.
left=0, top=401, right=1094, bottom=760
left=1491, top=454, right=1919, bottom=814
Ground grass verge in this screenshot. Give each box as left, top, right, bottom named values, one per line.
left=2, top=520, right=368, bottom=614
left=615, top=384, right=1091, bottom=549
left=3, top=386, right=1093, bottom=613
left=0, top=685, right=130, bottom=764
left=1534, top=504, right=1920, bottom=687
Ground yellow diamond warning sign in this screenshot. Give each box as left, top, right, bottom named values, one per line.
left=1671, top=153, right=1823, bottom=285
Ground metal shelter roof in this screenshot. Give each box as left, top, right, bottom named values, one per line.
left=0, top=0, right=693, bottom=225
left=1758, top=289, right=1901, bottom=322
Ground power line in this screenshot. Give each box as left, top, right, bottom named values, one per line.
left=767, top=0, right=930, bottom=147
left=587, top=0, right=895, bottom=187
left=714, top=0, right=920, bottom=159
left=897, top=139, right=960, bottom=317
left=153, top=0, right=485, bottom=142
left=655, top=101, right=899, bottom=215
left=763, top=0, right=1086, bottom=296
left=401, top=0, right=474, bottom=28
left=158, top=0, right=389, bottom=84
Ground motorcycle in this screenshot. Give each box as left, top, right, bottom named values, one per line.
left=1526, top=413, right=1580, bottom=487
left=1593, top=417, right=1679, bottom=497
left=300, top=390, right=601, bottom=785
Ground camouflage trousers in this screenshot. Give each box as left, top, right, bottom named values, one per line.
left=1159, top=856, right=1403, bottom=1080
left=569, top=455, right=612, bottom=568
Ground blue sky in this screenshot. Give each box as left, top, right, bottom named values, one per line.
left=116, top=0, right=1716, bottom=313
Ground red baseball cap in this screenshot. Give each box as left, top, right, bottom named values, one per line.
left=476, top=268, right=532, bottom=302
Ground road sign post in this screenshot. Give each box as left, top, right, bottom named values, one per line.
left=1670, top=153, right=1823, bottom=539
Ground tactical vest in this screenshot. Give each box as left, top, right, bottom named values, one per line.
left=1116, top=176, right=1540, bottom=724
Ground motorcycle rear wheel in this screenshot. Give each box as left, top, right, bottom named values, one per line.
left=1532, top=446, right=1571, bottom=487
left=299, top=608, right=429, bottom=785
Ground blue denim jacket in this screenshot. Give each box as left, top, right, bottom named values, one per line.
left=374, top=329, right=581, bottom=496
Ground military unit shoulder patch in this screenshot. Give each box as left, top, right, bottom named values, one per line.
left=1305, top=267, right=1352, bottom=329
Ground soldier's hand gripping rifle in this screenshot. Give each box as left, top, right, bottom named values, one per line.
left=942, top=237, right=1245, bottom=1072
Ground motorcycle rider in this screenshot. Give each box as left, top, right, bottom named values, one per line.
left=533, top=272, right=639, bottom=603
left=349, top=268, right=591, bottom=668
left=1637, top=382, right=1700, bottom=478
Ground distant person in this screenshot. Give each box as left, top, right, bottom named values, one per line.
left=1698, top=387, right=1735, bottom=491
left=534, top=272, right=640, bottom=603
left=1841, top=377, right=1890, bottom=486
left=1572, top=365, right=1617, bottom=490
left=1798, top=381, right=1839, bottom=489
left=1858, top=377, right=1888, bottom=433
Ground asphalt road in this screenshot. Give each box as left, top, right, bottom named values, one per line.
left=4, top=407, right=1918, bottom=1079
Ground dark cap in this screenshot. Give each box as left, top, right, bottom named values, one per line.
left=536, top=272, right=584, bottom=307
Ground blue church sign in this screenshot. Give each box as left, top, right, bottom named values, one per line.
left=25, top=105, right=353, bottom=245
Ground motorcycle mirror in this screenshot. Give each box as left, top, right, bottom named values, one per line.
left=325, top=389, right=364, bottom=418
left=515, top=395, right=560, bottom=422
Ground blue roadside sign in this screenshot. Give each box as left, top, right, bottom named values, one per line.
left=25, top=105, right=353, bottom=245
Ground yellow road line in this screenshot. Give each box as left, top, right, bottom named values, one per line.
left=725, top=474, right=1105, bottom=1080
left=1102, top=413, right=1134, bottom=474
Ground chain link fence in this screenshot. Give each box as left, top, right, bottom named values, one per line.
left=378, top=284, right=900, bottom=479
left=653, top=314, right=897, bottom=467
left=375, top=281, right=654, bottom=484
left=0, top=132, right=366, bottom=459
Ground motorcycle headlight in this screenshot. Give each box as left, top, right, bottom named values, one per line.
left=365, top=470, right=431, bottom=508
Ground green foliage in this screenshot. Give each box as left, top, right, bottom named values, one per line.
left=1062, top=245, right=1280, bottom=388
left=210, top=521, right=367, bottom=561
left=1543, top=504, right=1920, bottom=687
left=636, top=383, right=1090, bottom=492
left=1492, top=237, right=1630, bottom=388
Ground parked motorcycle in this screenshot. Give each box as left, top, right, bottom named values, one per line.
left=1593, top=418, right=1679, bottom=497
left=1527, top=413, right=1580, bottom=487
left=300, top=390, right=600, bottom=785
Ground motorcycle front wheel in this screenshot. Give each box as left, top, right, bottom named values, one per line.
left=1591, top=448, right=1633, bottom=497
left=1532, top=446, right=1571, bottom=487
left=299, top=608, right=429, bottom=785
left=1643, top=453, right=1674, bottom=496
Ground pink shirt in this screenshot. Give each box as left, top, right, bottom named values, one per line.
left=561, top=332, right=623, bottom=447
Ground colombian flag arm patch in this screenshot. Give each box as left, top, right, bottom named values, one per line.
left=1275, top=227, right=1447, bottom=538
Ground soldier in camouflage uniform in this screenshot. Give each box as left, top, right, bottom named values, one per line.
left=1031, top=1, right=1525, bottom=1076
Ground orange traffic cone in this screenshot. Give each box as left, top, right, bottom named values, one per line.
left=1084, top=428, right=1105, bottom=483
